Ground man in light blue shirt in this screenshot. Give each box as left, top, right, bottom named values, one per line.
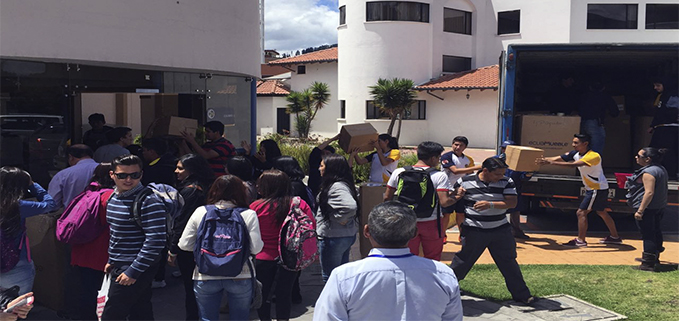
left=314, top=201, right=463, bottom=321
left=48, top=144, right=99, bottom=207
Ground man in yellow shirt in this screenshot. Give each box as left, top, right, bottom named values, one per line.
left=537, top=134, right=622, bottom=247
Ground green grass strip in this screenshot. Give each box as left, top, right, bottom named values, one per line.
left=459, top=264, right=679, bottom=321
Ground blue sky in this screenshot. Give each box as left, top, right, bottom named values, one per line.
left=265, top=0, right=339, bottom=54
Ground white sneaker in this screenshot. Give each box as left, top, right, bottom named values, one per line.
left=152, top=280, right=166, bottom=289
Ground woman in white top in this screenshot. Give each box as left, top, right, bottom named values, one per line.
left=179, top=175, right=264, bottom=321
left=349, top=134, right=401, bottom=184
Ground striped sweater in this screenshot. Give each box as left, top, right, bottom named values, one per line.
left=454, top=174, right=517, bottom=229
left=106, top=183, right=167, bottom=279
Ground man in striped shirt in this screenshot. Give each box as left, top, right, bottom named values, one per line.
left=102, top=155, right=167, bottom=320
left=450, top=157, right=536, bottom=304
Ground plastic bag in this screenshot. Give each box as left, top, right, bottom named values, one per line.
left=96, top=274, right=110, bottom=321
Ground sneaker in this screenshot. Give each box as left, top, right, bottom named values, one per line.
left=151, top=280, right=166, bottom=289
left=563, top=238, right=587, bottom=247
left=599, top=236, right=623, bottom=244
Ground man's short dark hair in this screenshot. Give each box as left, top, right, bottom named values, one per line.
left=481, top=157, right=508, bottom=172
left=204, top=121, right=225, bottom=136
left=111, top=154, right=143, bottom=171
left=452, top=136, right=469, bottom=146
left=88, top=113, right=105, bottom=124
left=67, top=145, right=93, bottom=159
left=106, top=127, right=132, bottom=144
left=574, top=133, right=591, bottom=146
left=417, top=141, right=444, bottom=160
left=368, top=201, right=417, bottom=248
left=142, top=138, right=167, bottom=155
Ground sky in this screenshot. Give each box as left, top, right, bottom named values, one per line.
left=264, top=0, right=339, bottom=55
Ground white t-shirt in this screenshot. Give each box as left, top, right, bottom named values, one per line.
left=386, top=166, right=451, bottom=222
left=367, top=149, right=401, bottom=183
left=440, top=152, right=475, bottom=185
left=562, top=150, right=609, bottom=190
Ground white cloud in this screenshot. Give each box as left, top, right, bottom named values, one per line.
left=264, top=0, right=339, bottom=54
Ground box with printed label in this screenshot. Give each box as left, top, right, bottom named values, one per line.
left=517, top=115, right=579, bottom=175
left=505, top=145, right=544, bottom=172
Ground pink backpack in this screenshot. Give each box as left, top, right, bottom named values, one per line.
left=278, top=197, right=318, bottom=271
left=56, top=184, right=113, bottom=245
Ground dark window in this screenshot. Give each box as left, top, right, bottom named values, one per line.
left=587, top=4, right=638, bottom=29
left=442, top=55, right=472, bottom=73
left=297, top=65, right=306, bottom=74
left=339, top=5, right=346, bottom=25
left=366, top=100, right=426, bottom=120
left=444, top=8, right=472, bottom=34
left=646, top=4, right=679, bottom=29
left=497, top=10, right=520, bottom=34
left=340, top=100, right=346, bottom=118
left=366, top=1, right=430, bottom=23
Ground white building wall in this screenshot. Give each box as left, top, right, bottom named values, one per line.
left=0, top=0, right=261, bottom=77
left=289, top=62, right=340, bottom=138
left=256, top=96, right=278, bottom=135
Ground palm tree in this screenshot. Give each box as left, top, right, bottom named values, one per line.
left=369, top=78, right=417, bottom=141
left=285, top=82, right=330, bottom=138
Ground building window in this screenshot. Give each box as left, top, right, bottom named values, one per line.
left=366, top=1, right=430, bottom=23
left=444, top=8, right=472, bottom=35
left=497, top=10, right=520, bottom=34
left=646, top=4, right=679, bottom=29
left=587, top=4, right=638, bottom=29
left=442, top=55, right=471, bottom=73
left=366, top=100, right=426, bottom=120
left=340, top=100, right=346, bottom=118
left=339, top=5, right=346, bottom=25
left=297, top=65, right=306, bottom=74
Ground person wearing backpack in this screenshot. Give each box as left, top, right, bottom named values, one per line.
left=384, top=141, right=465, bottom=261
left=0, top=167, right=57, bottom=295
left=178, top=175, right=263, bottom=321
left=102, top=155, right=167, bottom=321
left=316, top=154, right=359, bottom=282
left=250, top=170, right=316, bottom=320
left=68, top=163, right=114, bottom=320
left=167, top=154, right=214, bottom=321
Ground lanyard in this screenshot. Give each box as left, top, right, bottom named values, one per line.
left=368, top=253, right=414, bottom=258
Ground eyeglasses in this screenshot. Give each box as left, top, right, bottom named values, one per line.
left=635, top=154, right=647, bottom=159
left=113, top=172, right=142, bottom=180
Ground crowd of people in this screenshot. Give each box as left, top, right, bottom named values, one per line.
left=0, top=94, right=672, bottom=320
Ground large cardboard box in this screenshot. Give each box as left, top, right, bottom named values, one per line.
left=517, top=115, right=579, bottom=175
left=338, top=123, right=378, bottom=153
left=26, top=213, right=66, bottom=311
left=150, top=116, right=198, bottom=137
left=358, top=184, right=386, bottom=258
left=505, top=145, right=543, bottom=172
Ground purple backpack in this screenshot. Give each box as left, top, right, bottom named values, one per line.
left=0, top=230, right=23, bottom=273
left=194, top=206, right=250, bottom=277
left=278, top=197, right=318, bottom=271
left=56, top=184, right=113, bottom=245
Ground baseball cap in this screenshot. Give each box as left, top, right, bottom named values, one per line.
left=500, top=140, right=515, bottom=148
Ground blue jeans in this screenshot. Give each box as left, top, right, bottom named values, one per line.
left=194, top=279, right=252, bottom=321
left=580, top=119, right=606, bottom=153
left=0, top=258, right=34, bottom=295
left=318, top=235, right=356, bottom=282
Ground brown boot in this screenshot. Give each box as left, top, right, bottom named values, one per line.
left=634, top=252, right=657, bottom=272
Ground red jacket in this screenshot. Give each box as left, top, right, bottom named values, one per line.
left=250, top=198, right=314, bottom=261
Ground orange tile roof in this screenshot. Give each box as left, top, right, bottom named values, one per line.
left=415, top=65, right=499, bottom=91
left=261, top=64, right=290, bottom=77
left=269, top=47, right=338, bottom=65
left=256, top=79, right=290, bottom=96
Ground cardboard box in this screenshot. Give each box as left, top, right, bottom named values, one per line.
left=516, top=115, right=580, bottom=175
left=338, top=123, right=378, bottom=153
left=26, top=213, right=66, bottom=311
left=150, top=116, right=198, bottom=137
left=358, top=184, right=386, bottom=258
left=505, top=145, right=543, bottom=172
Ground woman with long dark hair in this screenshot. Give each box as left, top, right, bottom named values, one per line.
left=168, top=154, right=215, bottom=320
left=627, top=147, right=669, bottom=271
left=250, top=170, right=315, bottom=320
left=178, top=175, right=263, bottom=321
left=349, top=133, right=400, bottom=184
left=241, top=139, right=282, bottom=179
left=273, top=156, right=316, bottom=212
left=226, top=156, right=257, bottom=204
left=70, top=163, right=114, bottom=320
left=0, top=167, right=57, bottom=294
left=315, top=154, right=358, bottom=282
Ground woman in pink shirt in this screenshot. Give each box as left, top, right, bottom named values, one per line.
left=250, top=170, right=314, bottom=321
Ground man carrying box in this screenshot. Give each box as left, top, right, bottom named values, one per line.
left=180, top=121, right=236, bottom=177
left=537, top=133, right=622, bottom=247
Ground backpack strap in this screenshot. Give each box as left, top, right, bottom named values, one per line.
left=132, top=187, right=155, bottom=227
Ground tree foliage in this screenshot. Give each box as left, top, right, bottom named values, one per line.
left=285, top=82, right=331, bottom=138
left=369, top=78, right=417, bottom=142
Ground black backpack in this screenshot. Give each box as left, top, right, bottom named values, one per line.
left=394, top=166, right=443, bottom=237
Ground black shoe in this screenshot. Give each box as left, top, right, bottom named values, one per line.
left=517, top=296, right=539, bottom=305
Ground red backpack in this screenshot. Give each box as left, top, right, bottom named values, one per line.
left=56, top=183, right=113, bottom=245
left=278, top=197, right=318, bottom=271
